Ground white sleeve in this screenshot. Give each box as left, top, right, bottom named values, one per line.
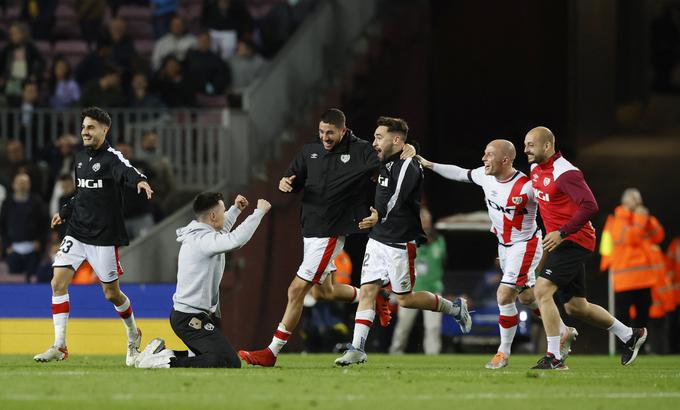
left=201, top=209, right=265, bottom=255
left=432, top=163, right=486, bottom=185
left=221, top=205, right=242, bottom=232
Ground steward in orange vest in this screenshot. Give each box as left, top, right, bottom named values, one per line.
left=600, top=189, right=664, bottom=328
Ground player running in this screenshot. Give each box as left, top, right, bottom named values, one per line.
left=418, top=139, right=577, bottom=369
left=334, top=117, right=471, bottom=366
left=525, top=126, right=647, bottom=370
left=34, top=107, right=153, bottom=366
left=238, top=109, right=415, bottom=367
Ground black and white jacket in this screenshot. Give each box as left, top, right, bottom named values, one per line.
left=59, top=142, right=147, bottom=246
left=369, top=152, right=426, bottom=246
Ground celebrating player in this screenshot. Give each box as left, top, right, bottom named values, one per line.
left=334, top=117, right=471, bottom=366
left=525, top=126, right=647, bottom=370
left=135, top=193, right=271, bottom=368
left=238, top=109, right=416, bottom=367
left=419, top=140, right=577, bottom=369
left=34, top=107, right=153, bottom=366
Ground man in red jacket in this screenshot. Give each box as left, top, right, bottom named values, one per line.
left=524, top=126, right=646, bottom=370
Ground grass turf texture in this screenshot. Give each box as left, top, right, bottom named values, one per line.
left=1, top=354, right=679, bottom=410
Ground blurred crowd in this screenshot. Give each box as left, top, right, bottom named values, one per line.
left=0, top=0, right=316, bottom=283
left=0, top=0, right=317, bottom=110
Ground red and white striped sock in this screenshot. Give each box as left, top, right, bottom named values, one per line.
left=114, top=295, right=138, bottom=341
left=498, top=303, right=518, bottom=356
left=352, top=310, right=375, bottom=351
left=268, top=323, right=291, bottom=356
left=351, top=286, right=360, bottom=303
left=52, top=294, right=70, bottom=348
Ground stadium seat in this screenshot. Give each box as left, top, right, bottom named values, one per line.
left=55, top=4, right=77, bottom=20
left=117, top=5, right=152, bottom=21
left=126, top=21, right=154, bottom=40
left=54, top=40, right=88, bottom=66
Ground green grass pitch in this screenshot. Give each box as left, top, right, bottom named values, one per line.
left=1, top=354, right=679, bottom=410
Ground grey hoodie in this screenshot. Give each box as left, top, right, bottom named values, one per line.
left=172, top=206, right=265, bottom=315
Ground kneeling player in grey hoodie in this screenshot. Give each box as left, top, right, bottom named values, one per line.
left=136, top=191, right=271, bottom=368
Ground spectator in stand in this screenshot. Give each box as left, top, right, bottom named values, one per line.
left=54, top=173, right=76, bottom=240
left=16, top=80, right=48, bottom=151
left=116, top=143, right=155, bottom=240
left=151, top=16, right=197, bottom=71
left=151, top=0, right=179, bottom=39
left=153, top=56, right=195, bottom=107
left=0, top=140, right=43, bottom=199
left=245, top=0, right=293, bottom=58
left=128, top=72, right=164, bottom=108
left=137, top=130, right=175, bottom=212
left=0, top=173, right=49, bottom=282
left=100, top=18, right=139, bottom=76
left=47, top=134, right=78, bottom=215
left=228, top=38, right=266, bottom=92
left=76, top=0, right=107, bottom=49
left=202, top=0, right=254, bottom=38
left=80, top=65, right=126, bottom=107
left=20, top=0, right=57, bottom=40
left=184, top=31, right=231, bottom=96
left=75, top=41, right=115, bottom=86
left=0, top=22, right=45, bottom=106
left=48, top=57, right=81, bottom=109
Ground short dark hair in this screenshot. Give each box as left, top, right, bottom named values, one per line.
left=377, top=116, right=409, bottom=140
left=320, top=108, right=346, bottom=128
left=81, top=106, right=112, bottom=127
left=193, top=191, right=224, bottom=215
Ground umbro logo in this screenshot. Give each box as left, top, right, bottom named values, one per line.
left=545, top=269, right=552, bottom=276
left=204, top=323, right=215, bottom=331
left=310, top=153, right=318, bottom=159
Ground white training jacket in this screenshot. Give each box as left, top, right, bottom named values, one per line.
left=172, top=206, right=265, bottom=316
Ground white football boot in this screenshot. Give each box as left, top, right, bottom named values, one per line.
left=34, top=346, right=69, bottom=362
left=334, top=346, right=367, bottom=366
left=126, top=328, right=142, bottom=367
left=560, top=327, right=578, bottom=360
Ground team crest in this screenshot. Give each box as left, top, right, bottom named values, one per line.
left=92, top=163, right=101, bottom=172
left=512, top=196, right=523, bottom=205
left=543, top=177, right=550, bottom=186
left=340, top=154, right=350, bottom=163
left=204, top=323, right=215, bottom=331
left=188, top=317, right=202, bottom=330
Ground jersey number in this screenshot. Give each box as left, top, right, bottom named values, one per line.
left=362, top=253, right=370, bottom=267
left=59, top=239, right=73, bottom=254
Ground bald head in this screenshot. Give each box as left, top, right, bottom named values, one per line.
left=482, top=139, right=517, bottom=179
left=524, top=126, right=556, bottom=164
left=527, top=126, right=555, bottom=146
left=488, top=139, right=516, bottom=161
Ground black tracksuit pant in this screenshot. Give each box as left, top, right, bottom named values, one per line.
left=169, top=309, right=240, bottom=368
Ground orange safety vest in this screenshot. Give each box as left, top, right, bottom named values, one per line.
left=666, top=238, right=680, bottom=306
left=332, top=250, right=352, bottom=285
left=602, top=206, right=665, bottom=292
left=649, top=244, right=675, bottom=318
left=72, top=261, right=97, bottom=284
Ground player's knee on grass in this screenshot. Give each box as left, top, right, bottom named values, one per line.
left=218, top=350, right=241, bottom=368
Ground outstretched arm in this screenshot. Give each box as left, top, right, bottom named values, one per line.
left=417, top=155, right=472, bottom=183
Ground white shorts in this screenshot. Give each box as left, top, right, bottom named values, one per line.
left=53, top=235, right=124, bottom=283
left=498, top=235, right=542, bottom=289
left=296, top=236, right=346, bottom=284
left=361, top=238, right=417, bottom=294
